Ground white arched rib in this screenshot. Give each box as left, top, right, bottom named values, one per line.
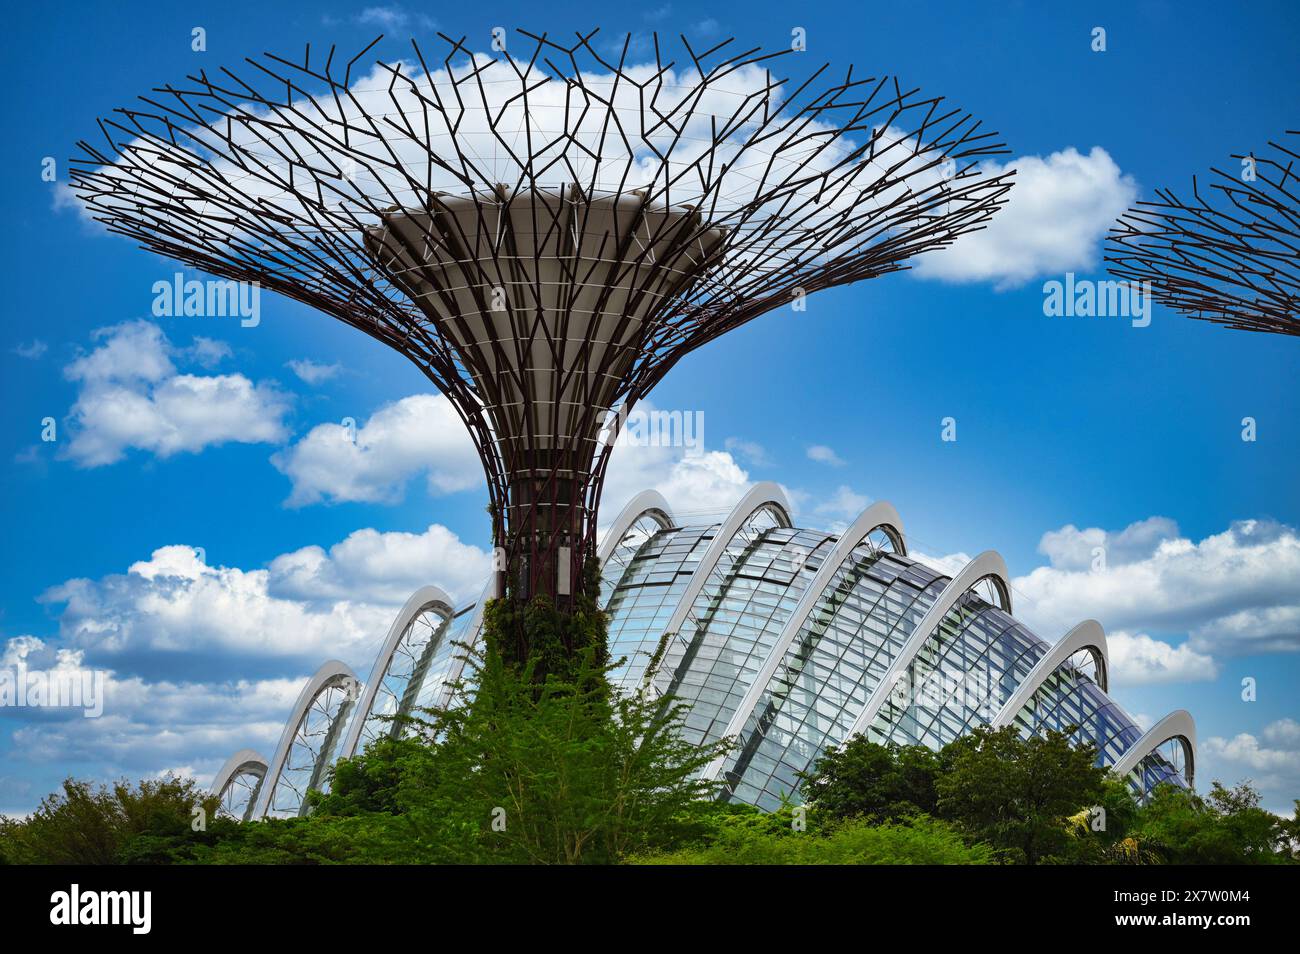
left=210, top=748, right=268, bottom=798
left=253, top=659, right=358, bottom=820
left=598, top=490, right=675, bottom=565
left=701, top=500, right=906, bottom=780
left=1112, top=709, right=1196, bottom=788
left=840, top=550, right=1011, bottom=744
left=210, top=748, right=268, bottom=822
left=991, top=620, right=1109, bottom=729
left=658, top=481, right=792, bottom=644
left=338, top=585, right=456, bottom=761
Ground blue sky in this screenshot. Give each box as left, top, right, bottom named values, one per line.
left=2, top=1, right=1298, bottom=813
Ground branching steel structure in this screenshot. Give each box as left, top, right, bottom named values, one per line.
left=1107, top=129, right=1299, bottom=337
left=71, top=29, right=1012, bottom=608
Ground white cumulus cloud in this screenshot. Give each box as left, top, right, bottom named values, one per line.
left=61, top=321, right=290, bottom=467
left=602, top=441, right=755, bottom=523
left=1200, top=722, right=1300, bottom=813
left=271, top=393, right=481, bottom=507
left=1013, top=518, right=1300, bottom=658
left=1, top=634, right=308, bottom=786
left=1105, top=630, right=1218, bottom=686
left=1037, top=516, right=1181, bottom=571
left=1263, top=718, right=1300, bottom=749
left=40, top=544, right=390, bottom=668
left=269, top=523, right=492, bottom=606
left=913, top=146, right=1138, bottom=289
left=37, top=517, right=494, bottom=678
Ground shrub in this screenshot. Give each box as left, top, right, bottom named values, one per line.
left=632, top=814, right=993, bottom=865
left=392, top=643, right=729, bottom=863
left=0, top=776, right=221, bottom=865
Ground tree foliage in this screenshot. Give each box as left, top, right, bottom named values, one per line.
left=5, top=675, right=1298, bottom=865
left=633, top=810, right=993, bottom=865
left=803, top=726, right=1110, bottom=864
left=1130, top=781, right=1297, bottom=864
left=934, top=725, right=1108, bottom=864
left=0, top=776, right=224, bottom=865
left=363, top=642, right=727, bottom=863
left=800, top=737, right=942, bottom=822
left=800, top=726, right=1300, bottom=865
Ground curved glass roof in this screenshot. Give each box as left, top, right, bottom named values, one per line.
left=217, top=498, right=1190, bottom=817
left=602, top=519, right=1186, bottom=810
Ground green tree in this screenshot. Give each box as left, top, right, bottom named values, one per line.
left=800, top=737, right=942, bottom=822
left=1132, top=780, right=1292, bottom=864
left=1279, top=800, right=1300, bottom=860
left=308, top=735, right=432, bottom=817
left=0, top=776, right=222, bottom=865
left=385, top=643, right=729, bottom=864
left=935, top=725, right=1106, bottom=864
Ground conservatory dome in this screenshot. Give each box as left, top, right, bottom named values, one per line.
left=212, top=484, right=1194, bottom=821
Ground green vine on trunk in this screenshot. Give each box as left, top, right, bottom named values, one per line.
left=484, top=554, right=609, bottom=688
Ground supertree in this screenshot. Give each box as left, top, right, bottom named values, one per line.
left=70, top=30, right=1012, bottom=659
left=1107, top=129, right=1299, bottom=337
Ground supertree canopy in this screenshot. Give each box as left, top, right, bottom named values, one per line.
left=1107, top=129, right=1300, bottom=338
left=70, top=29, right=1012, bottom=617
